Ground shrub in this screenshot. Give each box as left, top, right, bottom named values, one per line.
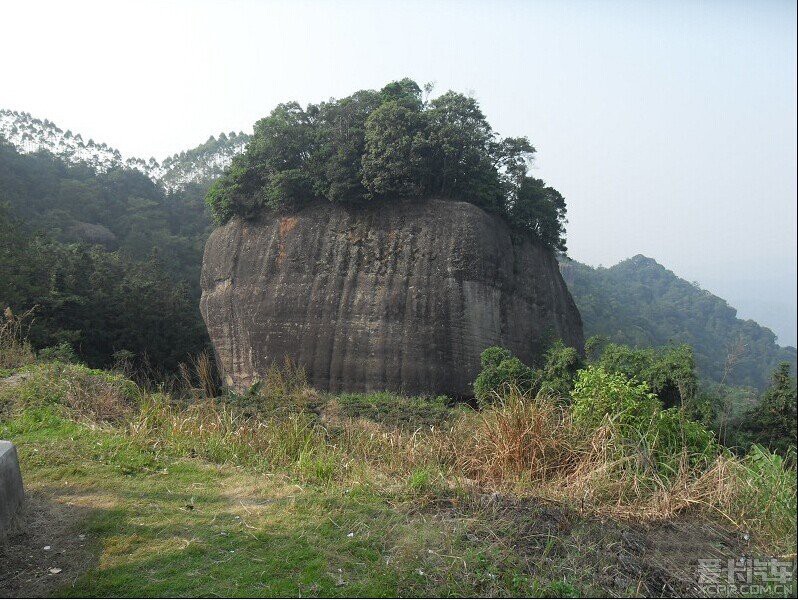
left=38, top=341, right=80, bottom=364
left=654, top=407, right=716, bottom=462
left=734, top=362, right=797, bottom=457
left=572, top=366, right=716, bottom=468
left=538, top=340, right=582, bottom=400
left=473, top=347, right=537, bottom=405
left=571, top=366, right=660, bottom=433
left=597, top=343, right=698, bottom=411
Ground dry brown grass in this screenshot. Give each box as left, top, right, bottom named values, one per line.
left=452, top=389, right=578, bottom=485
left=0, top=307, right=36, bottom=369
left=177, top=350, right=220, bottom=400
left=61, top=372, right=138, bottom=423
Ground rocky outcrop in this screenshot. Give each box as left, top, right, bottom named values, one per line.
left=200, top=199, right=584, bottom=396
left=65, top=222, right=118, bottom=249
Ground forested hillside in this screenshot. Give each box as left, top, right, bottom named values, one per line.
left=0, top=140, right=210, bottom=284
left=561, top=255, right=797, bottom=389
left=0, top=138, right=213, bottom=370
left=0, top=108, right=249, bottom=189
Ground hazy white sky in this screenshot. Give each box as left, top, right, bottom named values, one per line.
left=2, top=0, right=796, bottom=344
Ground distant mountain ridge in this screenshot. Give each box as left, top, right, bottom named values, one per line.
left=560, top=255, right=797, bottom=389
left=0, top=108, right=250, bottom=190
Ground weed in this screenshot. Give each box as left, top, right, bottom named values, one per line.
left=298, top=450, right=339, bottom=484
left=407, top=467, right=432, bottom=493
left=0, top=306, right=36, bottom=369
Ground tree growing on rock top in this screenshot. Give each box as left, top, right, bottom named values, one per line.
left=206, top=79, right=568, bottom=251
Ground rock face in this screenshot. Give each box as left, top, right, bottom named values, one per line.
left=201, top=199, right=584, bottom=396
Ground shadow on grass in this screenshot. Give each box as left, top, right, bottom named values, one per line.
left=8, top=484, right=404, bottom=598
left=0, top=489, right=110, bottom=598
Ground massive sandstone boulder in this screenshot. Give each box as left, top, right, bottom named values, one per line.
left=200, top=199, right=584, bottom=396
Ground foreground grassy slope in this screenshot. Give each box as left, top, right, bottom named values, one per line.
left=1, top=361, right=795, bottom=597
left=3, top=409, right=468, bottom=597
left=0, top=403, right=593, bottom=597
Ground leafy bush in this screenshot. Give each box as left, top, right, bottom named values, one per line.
left=571, top=366, right=660, bottom=433
left=572, top=366, right=716, bottom=465
left=538, top=340, right=583, bottom=400
left=654, top=407, right=716, bottom=462
left=38, top=341, right=80, bottom=364
left=596, top=343, right=697, bottom=410
left=473, top=347, right=537, bottom=405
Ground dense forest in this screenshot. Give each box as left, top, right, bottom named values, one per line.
left=0, top=108, right=250, bottom=190
left=0, top=139, right=211, bottom=371
left=561, top=255, right=797, bottom=390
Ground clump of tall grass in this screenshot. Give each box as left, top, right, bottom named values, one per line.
left=452, top=387, right=576, bottom=485
left=247, top=357, right=311, bottom=400
left=0, top=306, right=36, bottom=369
left=220, top=358, right=321, bottom=418
left=0, top=361, right=140, bottom=422
left=713, top=445, right=796, bottom=552
left=178, top=350, right=219, bottom=400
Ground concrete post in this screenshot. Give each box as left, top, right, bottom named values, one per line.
left=0, top=440, right=24, bottom=537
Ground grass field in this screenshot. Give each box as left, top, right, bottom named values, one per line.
left=1, top=360, right=795, bottom=597
left=1, top=405, right=574, bottom=597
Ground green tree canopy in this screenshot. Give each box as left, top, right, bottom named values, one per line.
left=206, top=79, right=568, bottom=251
left=735, top=363, right=797, bottom=456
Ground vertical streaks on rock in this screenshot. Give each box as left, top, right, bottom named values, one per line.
left=201, top=199, right=584, bottom=396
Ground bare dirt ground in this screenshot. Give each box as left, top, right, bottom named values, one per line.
left=0, top=488, right=101, bottom=598
left=448, top=495, right=753, bottom=598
